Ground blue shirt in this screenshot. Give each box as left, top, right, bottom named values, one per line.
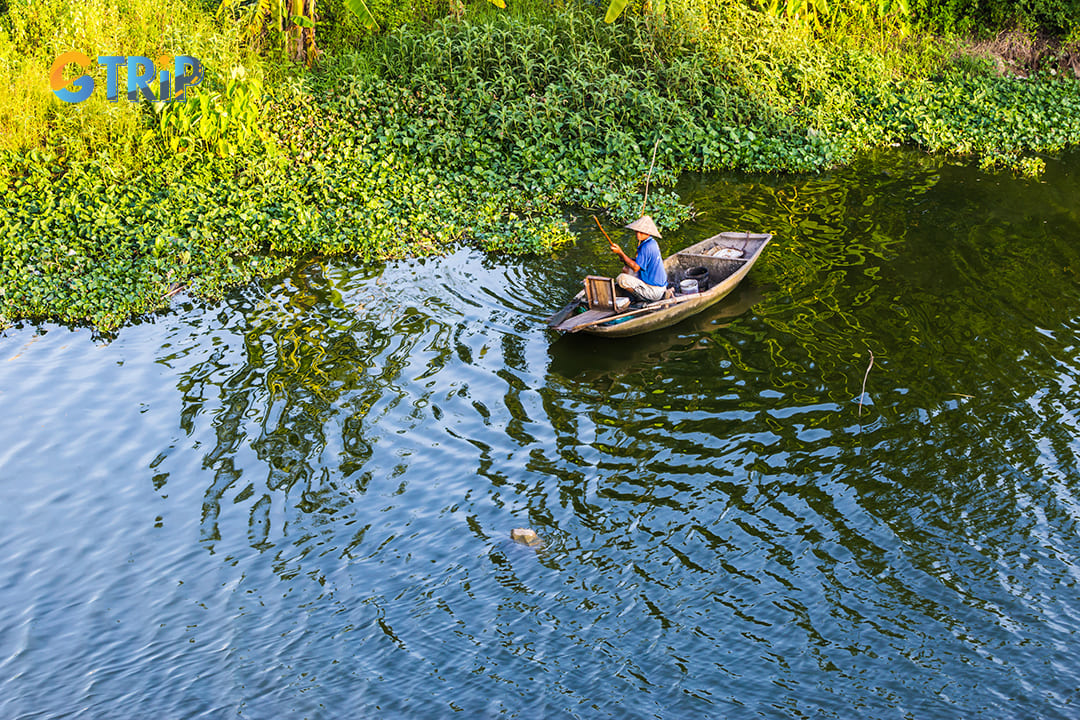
left=635, top=237, right=666, bottom=288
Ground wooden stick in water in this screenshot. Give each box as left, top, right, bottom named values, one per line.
left=858, top=350, right=875, bottom=417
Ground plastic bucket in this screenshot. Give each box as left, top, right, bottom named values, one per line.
left=686, top=266, right=710, bottom=291
left=679, top=278, right=699, bottom=295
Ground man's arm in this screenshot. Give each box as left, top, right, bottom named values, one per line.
left=609, top=240, right=640, bottom=272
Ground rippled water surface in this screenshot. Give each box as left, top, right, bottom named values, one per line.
left=3, top=150, right=1080, bottom=719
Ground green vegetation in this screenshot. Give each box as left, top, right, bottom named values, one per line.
left=0, top=0, right=249, bottom=155
left=1, top=0, right=1079, bottom=330
left=908, top=0, right=1080, bottom=37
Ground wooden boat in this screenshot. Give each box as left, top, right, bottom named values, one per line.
left=547, top=231, right=772, bottom=337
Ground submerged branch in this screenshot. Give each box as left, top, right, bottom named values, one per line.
left=858, top=350, right=875, bottom=417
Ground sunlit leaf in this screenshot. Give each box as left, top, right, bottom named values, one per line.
left=344, top=0, right=380, bottom=31
left=604, top=0, right=629, bottom=23
left=215, top=0, right=241, bottom=19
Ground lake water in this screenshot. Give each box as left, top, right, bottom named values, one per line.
left=2, top=149, right=1080, bottom=719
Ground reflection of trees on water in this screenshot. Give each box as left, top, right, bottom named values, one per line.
left=143, top=157, right=1080, bottom=715
left=675, top=151, right=946, bottom=401
left=677, top=150, right=1080, bottom=416
left=171, top=262, right=459, bottom=554
left=164, top=254, right=559, bottom=567
left=534, top=152, right=1080, bottom=676
left=174, top=266, right=361, bottom=551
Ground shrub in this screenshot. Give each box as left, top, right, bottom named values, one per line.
left=909, top=0, right=1080, bottom=36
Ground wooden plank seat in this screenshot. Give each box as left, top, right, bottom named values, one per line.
left=551, top=308, right=619, bottom=332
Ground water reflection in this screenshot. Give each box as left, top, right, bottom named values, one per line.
left=147, top=150, right=1080, bottom=718
left=149, top=149, right=1080, bottom=717
left=4, top=150, right=1080, bottom=718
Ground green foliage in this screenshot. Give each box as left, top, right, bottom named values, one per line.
left=2, top=0, right=1080, bottom=332
left=216, top=0, right=320, bottom=64
left=759, top=0, right=833, bottom=32
left=315, top=0, right=448, bottom=55
left=360, top=7, right=836, bottom=177
left=156, top=68, right=264, bottom=156
left=343, top=0, right=381, bottom=30
left=0, top=0, right=248, bottom=153
left=948, top=49, right=997, bottom=77
left=672, top=0, right=938, bottom=147
left=0, top=148, right=293, bottom=329
left=604, top=0, right=630, bottom=23
left=753, top=0, right=1076, bottom=37
left=670, top=0, right=1080, bottom=174
left=837, top=70, right=1080, bottom=174
left=753, top=0, right=912, bottom=35
left=908, top=0, right=1080, bottom=35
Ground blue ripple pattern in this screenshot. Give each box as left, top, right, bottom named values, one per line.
left=3, top=152, right=1080, bottom=719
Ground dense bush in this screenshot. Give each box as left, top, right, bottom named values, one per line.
left=909, top=0, right=1080, bottom=36
left=315, top=0, right=450, bottom=54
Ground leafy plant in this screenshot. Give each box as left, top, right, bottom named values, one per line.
left=908, top=0, right=1079, bottom=36
left=343, top=0, right=381, bottom=29
left=156, top=68, right=265, bottom=156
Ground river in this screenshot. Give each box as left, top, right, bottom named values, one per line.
left=2, top=148, right=1080, bottom=719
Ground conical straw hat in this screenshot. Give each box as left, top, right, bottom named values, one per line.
left=624, top=215, right=661, bottom=239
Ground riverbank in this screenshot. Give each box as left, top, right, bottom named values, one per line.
left=2, top=0, right=1079, bottom=330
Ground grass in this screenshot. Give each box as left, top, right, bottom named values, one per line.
left=0, top=0, right=250, bottom=155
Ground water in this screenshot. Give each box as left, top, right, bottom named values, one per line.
left=2, top=149, right=1080, bottom=719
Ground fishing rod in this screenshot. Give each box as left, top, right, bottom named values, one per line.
left=641, top=137, right=661, bottom=217
left=592, top=214, right=616, bottom=245
left=594, top=136, right=660, bottom=248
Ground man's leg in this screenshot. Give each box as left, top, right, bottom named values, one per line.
left=616, top=273, right=666, bottom=302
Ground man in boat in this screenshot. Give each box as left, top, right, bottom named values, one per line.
left=608, top=215, right=668, bottom=302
